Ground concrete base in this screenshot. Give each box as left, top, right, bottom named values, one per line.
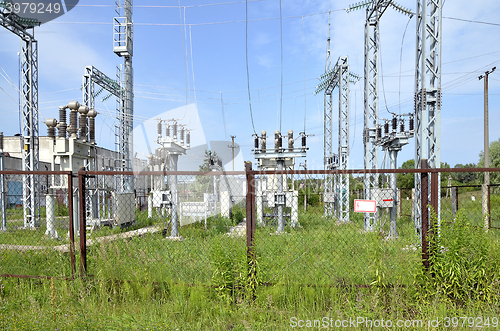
left=165, top=235, right=183, bottom=241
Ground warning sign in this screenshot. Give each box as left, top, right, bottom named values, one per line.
left=354, top=199, right=377, bottom=213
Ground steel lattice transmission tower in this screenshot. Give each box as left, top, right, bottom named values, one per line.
left=0, top=5, right=40, bottom=228
left=321, top=16, right=334, bottom=218
left=347, top=0, right=412, bottom=231
left=113, top=0, right=134, bottom=192
left=414, top=0, right=442, bottom=238
left=317, top=56, right=359, bottom=222
left=82, top=66, right=123, bottom=220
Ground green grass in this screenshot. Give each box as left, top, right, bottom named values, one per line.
left=1, top=202, right=500, bottom=329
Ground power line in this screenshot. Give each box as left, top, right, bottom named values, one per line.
left=443, top=16, right=500, bottom=27
left=49, top=9, right=343, bottom=26
left=398, top=17, right=412, bottom=114
left=245, top=0, right=256, bottom=134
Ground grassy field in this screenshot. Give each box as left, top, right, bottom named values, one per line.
left=1, top=203, right=500, bottom=329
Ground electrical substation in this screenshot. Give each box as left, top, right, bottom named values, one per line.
left=0, top=0, right=445, bottom=243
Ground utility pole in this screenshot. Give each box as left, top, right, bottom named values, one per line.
left=229, top=135, right=236, bottom=171
left=479, top=66, right=495, bottom=228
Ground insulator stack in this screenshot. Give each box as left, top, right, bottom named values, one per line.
left=47, top=127, right=55, bottom=140
left=288, top=130, right=294, bottom=151
left=302, top=134, right=306, bottom=148
left=274, top=130, right=280, bottom=152
left=376, top=125, right=382, bottom=139
left=392, top=116, right=397, bottom=132
left=58, top=107, right=67, bottom=138
left=89, top=117, right=95, bottom=143
left=254, top=136, right=259, bottom=150
left=186, top=131, right=191, bottom=147
left=180, top=127, right=185, bottom=145
left=69, top=110, right=78, bottom=138
left=165, top=125, right=170, bottom=138
left=400, top=119, right=404, bottom=133
left=79, top=114, right=87, bottom=140
left=0, top=132, right=3, bottom=150
left=409, top=116, right=414, bottom=131
left=87, top=109, right=97, bottom=144
left=173, top=122, right=178, bottom=141
left=384, top=120, right=389, bottom=135
left=157, top=120, right=162, bottom=138
left=261, top=130, right=266, bottom=151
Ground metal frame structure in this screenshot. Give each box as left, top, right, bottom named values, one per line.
left=253, top=130, right=307, bottom=232
left=322, top=16, right=334, bottom=218
left=82, top=66, right=122, bottom=222
left=374, top=114, right=414, bottom=237
left=0, top=5, right=40, bottom=228
left=347, top=0, right=412, bottom=230
left=154, top=119, right=190, bottom=238
left=316, top=57, right=353, bottom=222
left=414, top=0, right=442, bottom=238
left=113, top=0, right=134, bottom=193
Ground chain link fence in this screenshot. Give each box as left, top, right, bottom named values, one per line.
left=0, top=171, right=76, bottom=278
left=79, top=170, right=249, bottom=286
left=1, top=168, right=500, bottom=295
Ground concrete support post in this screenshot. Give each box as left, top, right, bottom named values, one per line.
left=221, top=191, right=230, bottom=218
left=482, top=184, right=489, bottom=229
left=389, top=149, right=398, bottom=238
left=256, top=192, right=264, bottom=227
left=148, top=193, right=153, bottom=218
left=291, top=190, right=299, bottom=228
left=451, top=186, right=457, bottom=218
left=45, top=192, right=58, bottom=238
left=170, top=154, right=179, bottom=238
left=397, top=189, right=402, bottom=219
left=277, top=159, right=285, bottom=233
left=213, top=170, right=218, bottom=217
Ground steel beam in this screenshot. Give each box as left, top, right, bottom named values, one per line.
left=414, top=0, right=442, bottom=239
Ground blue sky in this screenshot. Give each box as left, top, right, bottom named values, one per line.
left=1, top=0, right=499, bottom=171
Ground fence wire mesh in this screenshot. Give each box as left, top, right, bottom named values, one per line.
left=253, top=171, right=419, bottom=287
left=0, top=171, right=75, bottom=278
left=81, top=171, right=248, bottom=286
left=2, top=168, right=500, bottom=293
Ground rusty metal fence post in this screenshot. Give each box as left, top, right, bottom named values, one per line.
left=421, top=159, right=430, bottom=270
left=245, top=162, right=256, bottom=299
left=67, top=173, right=76, bottom=278
left=78, top=170, right=87, bottom=276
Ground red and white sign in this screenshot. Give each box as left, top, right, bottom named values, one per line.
left=354, top=199, right=377, bottom=213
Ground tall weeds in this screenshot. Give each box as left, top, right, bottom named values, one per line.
left=415, top=210, right=500, bottom=305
